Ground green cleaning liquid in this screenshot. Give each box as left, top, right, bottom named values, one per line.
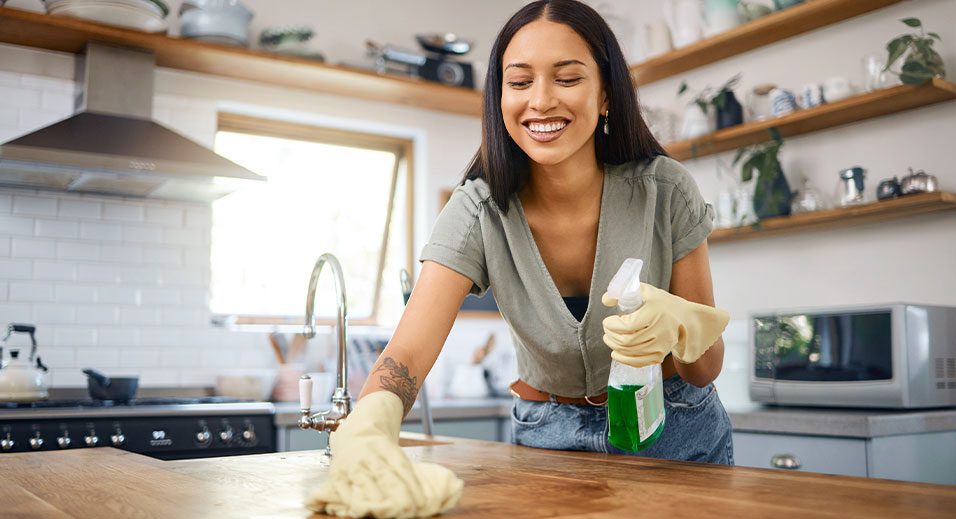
left=607, top=381, right=665, bottom=452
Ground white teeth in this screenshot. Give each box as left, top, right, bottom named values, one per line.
left=528, top=121, right=567, bottom=133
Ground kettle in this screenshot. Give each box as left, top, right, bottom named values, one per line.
left=0, top=324, right=49, bottom=402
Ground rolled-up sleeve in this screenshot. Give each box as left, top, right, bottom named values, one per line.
left=419, top=188, right=490, bottom=295
left=666, top=161, right=715, bottom=263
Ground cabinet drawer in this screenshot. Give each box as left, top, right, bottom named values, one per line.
left=733, top=432, right=867, bottom=477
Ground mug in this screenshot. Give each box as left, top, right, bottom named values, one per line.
left=799, top=83, right=824, bottom=109
left=823, top=76, right=855, bottom=102
left=770, top=88, right=798, bottom=117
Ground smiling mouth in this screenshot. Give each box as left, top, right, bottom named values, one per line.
left=523, top=118, right=570, bottom=143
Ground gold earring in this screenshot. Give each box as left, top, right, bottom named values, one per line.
left=603, top=111, right=610, bottom=135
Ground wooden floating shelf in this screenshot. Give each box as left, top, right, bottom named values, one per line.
left=629, top=0, right=905, bottom=86
left=666, top=78, right=956, bottom=161
left=0, top=7, right=483, bottom=117
left=710, top=191, right=956, bottom=244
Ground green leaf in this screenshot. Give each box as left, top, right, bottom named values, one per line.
left=928, top=32, right=941, bottom=40
left=885, top=36, right=911, bottom=69
left=901, top=17, right=921, bottom=28
left=769, top=127, right=783, bottom=143
left=696, top=99, right=710, bottom=115
left=713, top=91, right=727, bottom=110
left=678, top=81, right=688, bottom=95
left=732, top=147, right=748, bottom=165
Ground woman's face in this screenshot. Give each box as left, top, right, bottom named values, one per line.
left=500, top=19, right=607, bottom=168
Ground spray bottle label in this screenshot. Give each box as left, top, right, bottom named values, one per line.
left=635, top=381, right=665, bottom=442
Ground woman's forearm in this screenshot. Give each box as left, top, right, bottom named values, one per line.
left=360, top=347, right=427, bottom=418
left=673, top=336, right=724, bottom=387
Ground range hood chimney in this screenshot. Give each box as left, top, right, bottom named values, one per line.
left=0, top=43, right=264, bottom=202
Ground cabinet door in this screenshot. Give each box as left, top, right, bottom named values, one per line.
left=401, top=418, right=501, bottom=442
left=733, top=432, right=868, bottom=477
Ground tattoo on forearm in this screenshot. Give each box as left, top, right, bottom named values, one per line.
left=374, top=357, right=419, bottom=416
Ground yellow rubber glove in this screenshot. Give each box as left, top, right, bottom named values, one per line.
left=306, top=391, right=464, bottom=518
left=601, top=283, right=730, bottom=368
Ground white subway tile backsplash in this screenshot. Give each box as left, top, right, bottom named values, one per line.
left=77, top=264, right=120, bottom=283
left=185, top=206, right=211, bottom=228
left=103, top=202, right=144, bottom=222
left=140, top=287, right=181, bottom=305
left=0, top=258, right=32, bottom=279
left=160, top=308, right=206, bottom=326
left=0, top=280, right=7, bottom=301
left=41, top=347, right=77, bottom=368
left=0, top=193, right=12, bottom=212
left=11, top=238, right=56, bottom=258
left=19, top=110, right=68, bottom=131
left=57, top=241, right=100, bottom=261
left=12, top=195, right=57, bottom=216
left=145, top=206, right=184, bottom=226
left=58, top=199, right=102, bottom=219
left=51, top=369, right=87, bottom=387
left=96, top=286, right=138, bottom=304
left=33, top=304, right=77, bottom=324
left=0, top=237, right=10, bottom=256
left=55, top=284, right=97, bottom=303
left=180, top=288, right=208, bottom=306
left=142, top=247, right=181, bottom=265
left=0, top=214, right=35, bottom=235
left=140, top=328, right=181, bottom=347
left=0, top=71, right=17, bottom=87
left=0, top=303, right=31, bottom=322
left=40, top=90, right=74, bottom=112
left=35, top=219, right=78, bottom=239
left=78, top=347, right=120, bottom=369
left=179, top=369, right=217, bottom=387
left=119, top=307, right=160, bottom=325
left=0, top=85, right=41, bottom=108
left=161, top=269, right=203, bottom=286
left=120, top=266, right=161, bottom=285
left=122, top=224, right=163, bottom=244
left=183, top=249, right=209, bottom=267
left=0, top=106, right=17, bottom=126
left=164, top=228, right=202, bottom=246
left=80, top=221, right=122, bottom=241
left=33, top=261, right=76, bottom=281
left=100, top=244, right=142, bottom=263
left=139, top=368, right=180, bottom=387
left=119, top=348, right=162, bottom=367
left=10, top=281, right=54, bottom=302
left=97, top=328, right=140, bottom=347
left=76, top=305, right=118, bottom=325
left=52, top=326, right=98, bottom=347
left=20, top=74, right=74, bottom=93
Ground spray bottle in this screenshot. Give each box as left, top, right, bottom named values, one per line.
left=605, top=258, right=665, bottom=452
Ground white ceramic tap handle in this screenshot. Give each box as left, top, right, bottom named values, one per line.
left=299, top=375, right=313, bottom=411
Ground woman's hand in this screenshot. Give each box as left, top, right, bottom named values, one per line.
left=601, top=283, right=730, bottom=368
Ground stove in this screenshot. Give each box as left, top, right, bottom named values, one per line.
left=0, top=397, right=276, bottom=460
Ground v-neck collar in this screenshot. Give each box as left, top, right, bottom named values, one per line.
left=514, top=168, right=610, bottom=328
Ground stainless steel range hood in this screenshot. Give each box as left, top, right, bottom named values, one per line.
left=0, top=43, right=264, bottom=202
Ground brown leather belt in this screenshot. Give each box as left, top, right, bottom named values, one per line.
left=509, top=379, right=608, bottom=406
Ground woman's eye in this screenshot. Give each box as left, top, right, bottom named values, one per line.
left=557, top=77, right=583, bottom=85
left=506, top=80, right=531, bottom=88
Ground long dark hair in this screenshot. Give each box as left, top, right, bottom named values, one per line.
left=463, top=0, right=666, bottom=214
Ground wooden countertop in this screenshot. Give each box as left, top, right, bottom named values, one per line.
left=6, top=434, right=955, bottom=518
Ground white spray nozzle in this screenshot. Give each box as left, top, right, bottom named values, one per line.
left=607, top=258, right=644, bottom=314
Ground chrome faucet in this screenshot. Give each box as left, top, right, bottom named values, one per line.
left=298, top=253, right=352, bottom=439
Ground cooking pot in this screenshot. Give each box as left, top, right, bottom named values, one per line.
left=82, top=368, right=139, bottom=401
left=0, top=324, right=49, bottom=402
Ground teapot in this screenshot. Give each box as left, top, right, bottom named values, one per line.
left=0, top=324, right=49, bottom=402
left=899, top=168, right=939, bottom=195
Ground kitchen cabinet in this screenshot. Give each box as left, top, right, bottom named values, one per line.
left=277, top=417, right=509, bottom=452
left=734, top=430, right=956, bottom=485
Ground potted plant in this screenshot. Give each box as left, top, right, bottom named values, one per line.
left=883, top=17, right=945, bottom=85
left=678, top=73, right=743, bottom=135
left=732, top=130, right=792, bottom=220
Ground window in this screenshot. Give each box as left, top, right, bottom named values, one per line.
left=211, top=114, right=413, bottom=325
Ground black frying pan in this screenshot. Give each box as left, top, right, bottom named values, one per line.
left=82, top=368, right=139, bottom=401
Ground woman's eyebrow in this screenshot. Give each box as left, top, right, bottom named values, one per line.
left=504, top=59, right=587, bottom=71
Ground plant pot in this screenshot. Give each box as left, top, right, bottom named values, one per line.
left=753, top=167, right=793, bottom=219
left=716, top=91, right=743, bottom=130
left=680, top=104, right=713, bottom=140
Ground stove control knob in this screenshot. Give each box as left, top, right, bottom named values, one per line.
left=219, top=427, right=234, bottom=444
left=57, top=433, right=72, bottom=449
left=29, top=432, right=44, bottom=450
left=241, top=427, right=256, bottom=444
left=1, top=434, right=14, bottom=451
left=110, top=431, right=126, bottom=447
left=195, top=428, right=211, bottom=446
left=84, top=432, right=99, bottom=447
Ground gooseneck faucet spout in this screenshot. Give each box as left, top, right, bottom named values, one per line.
left=298, top=253, right=352, bottom=436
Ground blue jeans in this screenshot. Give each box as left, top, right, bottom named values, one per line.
left=510, top=375, right=734, bottom=465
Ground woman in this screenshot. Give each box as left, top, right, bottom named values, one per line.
left=313, top=2, right=733, bottom=513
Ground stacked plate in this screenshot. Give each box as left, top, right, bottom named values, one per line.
left=179, top=0, right=253, bottom=47
left=43, top=0, right=169, bottom=32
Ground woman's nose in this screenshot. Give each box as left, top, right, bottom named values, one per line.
left=527, top=80, right=558, bottom=113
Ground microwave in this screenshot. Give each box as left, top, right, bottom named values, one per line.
left=749, top=303, right=956, bottom=409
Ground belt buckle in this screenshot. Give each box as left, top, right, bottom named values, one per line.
left=584, top=394, right=608, bottom=407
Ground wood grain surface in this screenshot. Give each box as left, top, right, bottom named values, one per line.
left=4, top=434, right=955, bottom=518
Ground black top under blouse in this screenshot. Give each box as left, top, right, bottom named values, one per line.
left=562, top=296, right=589, bottom=322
